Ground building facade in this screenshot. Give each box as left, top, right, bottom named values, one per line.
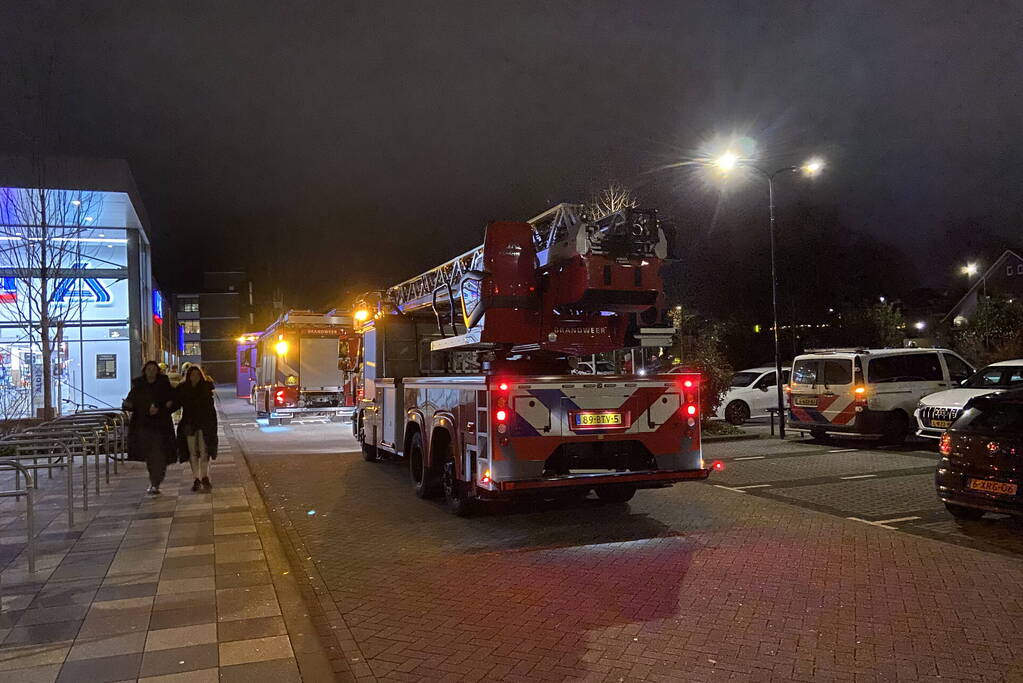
left=198, top=272, right=252, bottom=385
left=0, top=157, right=164, bottom=417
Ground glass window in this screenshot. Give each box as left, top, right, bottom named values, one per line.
left=1007, top=368, right=1023, bottom=388
left=956, top=401, right=1023, bottom=434
left=96, top=354, right=117, bottom=379
left=754, top=371, right=777, bottom=389
left=968, top=367, right=1004, bottom=388
left=181, top=301, right=199, bottom=313
left=902, top=353, right=943, bottom=381
left=822, top=359, right=852, bottom=385
left=944, top=354, right=973, bottom=383
left=791, top=360, right=818, bottom=385
left=183, top=342, right=201, bottom=356
left=730, top=371, right=761, bottom=387
left=182, top=320, right=200, bottom=334
left=1008, top=266, right=1014, bottom=276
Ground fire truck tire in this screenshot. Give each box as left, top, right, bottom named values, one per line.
left=724, top=400, right=750, bottom=426
left=809, top=428, right=829, bottom=442
left=441, top=445, right=474, bottom=517
left=409, top=431, right=440, bottom=498
left=357, top=416, right=377, bottom=461
left=594, top=485, right=636, bottom=504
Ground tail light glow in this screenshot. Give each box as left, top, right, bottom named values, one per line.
left=711, top=460, right=725, bottom=471
left=480, top=469, right=492, bottom=485
left=495, top=409, right=507, bottom=422
left=498, top=382, right=509, bottom=391
left=683, top=379, right=693, bottom=388
left=939, top=432, right=952, bottom=456
left=685, top=404, right=698, bottom=416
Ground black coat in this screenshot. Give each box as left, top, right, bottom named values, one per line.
left=124, top=375, right=177, bottom=464
left=175, top=379, right=219, bottom=462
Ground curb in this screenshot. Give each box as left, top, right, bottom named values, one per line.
left=702, top=433, right=762, bottom=443
left=223, top=422, right=355, bottom=682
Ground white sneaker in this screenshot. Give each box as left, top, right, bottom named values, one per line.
left=146, top=486, right=160, bottom=495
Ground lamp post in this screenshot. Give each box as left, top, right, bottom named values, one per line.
left=710, top=153, right=823, bottom=439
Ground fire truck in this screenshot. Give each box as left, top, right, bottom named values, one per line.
left=252, top=310, right=358, bottom=425
left=352, top=204, right=716, bottom=515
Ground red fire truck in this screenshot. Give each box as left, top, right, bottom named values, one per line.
left=252, top=310, right=358, bottom=425
left=352, top=204, right=718, bottom=515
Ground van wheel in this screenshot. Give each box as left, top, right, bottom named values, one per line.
left=882, top=412, right=908, bottom=445
left=945, top=502, right=985, bottom=520
left=725, top=400, right=750, bottom=426
left=409, top=431, right=439, bottom=498
left=809, top=428, right=829, bottom=443
left=441, top=444, right=474, bottom=517
left=594, top=485, right=636, bottom=503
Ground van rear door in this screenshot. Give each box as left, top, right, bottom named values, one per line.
left=818, top=358, right=857, bottom=425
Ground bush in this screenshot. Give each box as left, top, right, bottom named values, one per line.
left=952, top=298, right=1023, bottom=365
left=678, top=319, right=733, bottom=420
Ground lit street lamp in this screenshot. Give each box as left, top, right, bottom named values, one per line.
left=961, top=262, right=985, bottom=296
left=709, top=149, right=824, bottom=439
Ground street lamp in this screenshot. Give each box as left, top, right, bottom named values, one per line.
left=961, top=262, right=985, bottom=296
left=709, top=149, right=825, bottom=439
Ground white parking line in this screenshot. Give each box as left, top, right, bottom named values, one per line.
left=828, top=448, right=859, bottom=453
left=734, top=456, right=765, bottom=461
left=839, top=474, right=877, bottom=480
left=847, top=515, right=920, bottom=530
left=712, top=484, right=746, bottom=493
left=733, top=484, right=772, bottom=490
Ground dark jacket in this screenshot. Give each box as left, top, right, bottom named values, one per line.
left=123, top=374, right=177, bottom=464
left=175, top=379, right=218, bottom=462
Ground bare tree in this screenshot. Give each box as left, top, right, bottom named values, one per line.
left=587, top=182, right=638, bottom=218
left=0, top=178, right=103, bottom=418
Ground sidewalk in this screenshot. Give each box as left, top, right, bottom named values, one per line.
left=0, top=405, right=335, bottom=682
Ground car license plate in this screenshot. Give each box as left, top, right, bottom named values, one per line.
left=968, top=479, right=1018, bottom=496
left=793, top=396, right=818, bottom=407
left=573, top=412, right=622, bottom=427
left=930, top=419, right=951, bottom=428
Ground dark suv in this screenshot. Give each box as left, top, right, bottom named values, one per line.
left=936, top=389, right=1023, bottom=519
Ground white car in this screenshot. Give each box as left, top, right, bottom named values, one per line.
left=915, top=359, right=1023, bottom=439
left=715, top=366, right=791, bottom=425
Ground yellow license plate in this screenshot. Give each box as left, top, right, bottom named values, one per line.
left=793, top=396, right=818, bottom=407
left=575, top=412, right=622, bottom=427
left=968, top=479, right=1018, bottom=496
left=930, top=420, right=951, bottom=428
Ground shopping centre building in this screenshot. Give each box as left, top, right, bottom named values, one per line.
left=0, top=157, right=173, bottom=418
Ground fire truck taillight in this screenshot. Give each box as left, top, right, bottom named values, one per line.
left=711, top=460, right=725, bottom=471
left=498, top=382, right=509, bottom=391
left=939, top=432, right=952, bottom=456
left=495, top=409, right=507, bottom=422
left=274, top=389, right=287, bottom=406
left=685, top=404, right=698, bottom=417
left=480, top=469, right=492, bottom=485
left=683, top=379, right=694, bottom=388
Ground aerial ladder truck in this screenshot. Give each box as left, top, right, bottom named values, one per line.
left=351, top=203, right=718, bottom=515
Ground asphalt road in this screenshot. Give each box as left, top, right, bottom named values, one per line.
left=221, top=398, right=1023, bottom=681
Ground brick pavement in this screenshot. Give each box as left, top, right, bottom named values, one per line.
left=0, top=409, right=336, bottom=682
left=232, top=411, right=1023, bottom=682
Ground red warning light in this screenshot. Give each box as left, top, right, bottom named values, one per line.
left=711, top=460, right=725, bottom=471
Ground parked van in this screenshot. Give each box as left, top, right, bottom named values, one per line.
left=787, top=348, right=974, bottom=442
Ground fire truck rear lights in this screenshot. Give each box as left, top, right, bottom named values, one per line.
left=274, top=340, right=289, bottom=355
left=495, top=409, right=508, bottom=422
left=685, top=404, right=698, bottom=416
left=498, top=382, right=509, bottom=391
left=711, top=460, right=725, bottom=471
left=683, top=380, right=693, bottom=388
left=480, top=469, right=492, bottom=485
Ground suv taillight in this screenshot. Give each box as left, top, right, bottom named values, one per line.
left=939, top=432, right=952, bottom=456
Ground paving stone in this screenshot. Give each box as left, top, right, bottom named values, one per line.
left=0, top=663, right=61, bottom=683
left=55, top=652, right=143, bottom=682
left=217, top=616, right=287, bottom=643
left=215, top=585, right=281, bottom=622
left=65, top=631, right=147, bottom=661
left=218, top=634, right=293, bottom=666
left=218, top=657, right=301, bottom=683
left=137, top=668, right=219, bottom=683
left=138, top=642, right=219, bottom=677
left=3, top=620, right=83, bottom=646
left=147, top=604, right=218, bottom=631
left=144, top=623, right=218, bottom=652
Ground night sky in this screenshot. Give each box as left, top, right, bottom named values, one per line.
left=2, top=1, right=1021, bottom=312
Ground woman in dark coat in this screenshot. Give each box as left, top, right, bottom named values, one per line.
left=123, top=361, right=177, bottom=494
left=175, top=365, right=218, bottom=492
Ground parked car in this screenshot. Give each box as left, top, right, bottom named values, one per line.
left=787, top=347, right=974, bottom=442
left=915, top=359, right=1023, bottom=439
left=710, top=366, right=791, bottom=425
left=573, top=360, right=615, bottom=375
left=935, top=389, right=1023, bottom=519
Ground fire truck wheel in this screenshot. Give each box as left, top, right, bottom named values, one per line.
left=358, top=417, right=377, bottom=461
left=442, top=447, right=473, bottom=517
left=409, top=431, right=440, bottom=498
left=594, top=485, right=636, bottom=504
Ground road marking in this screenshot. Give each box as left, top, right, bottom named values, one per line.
left=840, top=474, right=877, bottom=480
left=847, top=515, right=920, bottom=530
left=734, top=456, right=765, bottom=461
left=732, top=484, right=772, bottom=490
left=712, top=484, right=746, bottom=493
left=874, top=515, right=921, bottom=525
left=828, top=448, right=859, bottom=453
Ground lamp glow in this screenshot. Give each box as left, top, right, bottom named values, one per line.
left=801, top=158, right=824, bottom=176
left=354, top=309, right=370, bottom=322
left=715, top=151, right=739, bottom=172
left=274, top=340, right=289, bottom=355
left=962, top=263, right=978, bottom=277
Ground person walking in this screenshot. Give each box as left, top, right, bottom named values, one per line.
left=175, top=365, right=218, bottom=492
left=123, top=361, right=176, bottom=494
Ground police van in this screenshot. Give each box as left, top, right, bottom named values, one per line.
left=787, top=348, right=974, bottom=442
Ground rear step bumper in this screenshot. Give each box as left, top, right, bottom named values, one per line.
left=494, top=468, right=710, bottom=492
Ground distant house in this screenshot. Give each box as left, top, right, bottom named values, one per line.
left=943, top=249, right=1023, bottom=325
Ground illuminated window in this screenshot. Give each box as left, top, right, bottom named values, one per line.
left=181, top=300, right=199, bottom=313
left=182, top=320, right=201, bottom=334
left=183, top=342, right=201, bottom=356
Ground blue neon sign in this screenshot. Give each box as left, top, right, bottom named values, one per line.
left=152, top=289, right=163, bottom=325
left=51, top=262, right=112, bottom=305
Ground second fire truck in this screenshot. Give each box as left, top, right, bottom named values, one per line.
left=352, top=204, right=717, bottom=515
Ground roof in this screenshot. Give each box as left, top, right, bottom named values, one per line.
left=942, top=249, right=1023, bottom=322
left=797, top=347, right=956, bottom=358
left=739, top=366, right=790, bottom=373
left=986, top=359, right=1023, bottom=367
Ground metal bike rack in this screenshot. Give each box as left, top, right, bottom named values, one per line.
left=0, top=436, right=77, bottom=527
left=0, top=459, right=36, bottom=573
